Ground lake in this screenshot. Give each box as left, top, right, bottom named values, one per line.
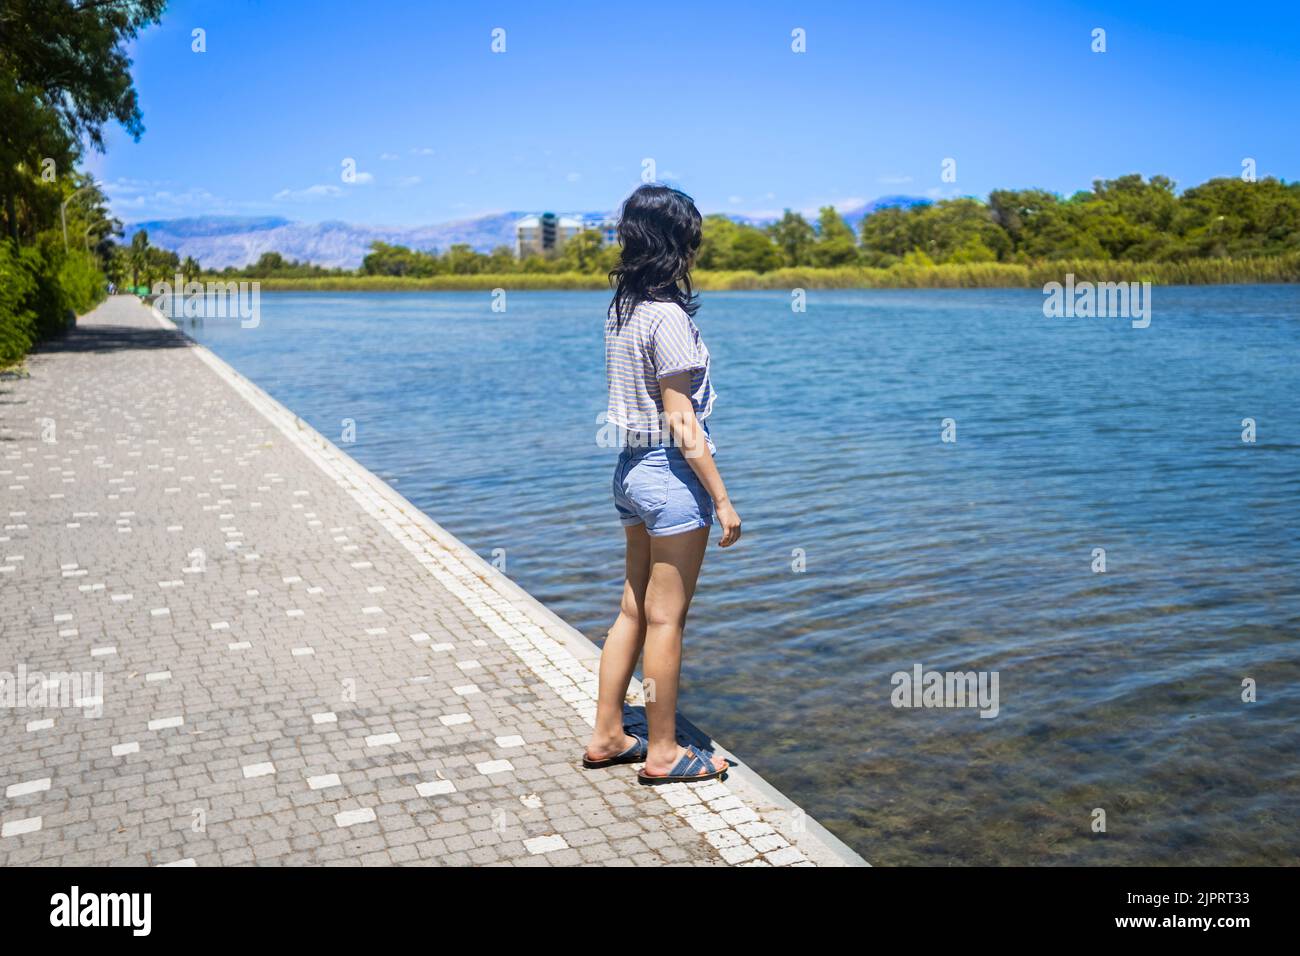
left=181, top=286, right=1300, bottom=865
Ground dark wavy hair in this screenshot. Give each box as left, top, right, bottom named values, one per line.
left=609, top=184, right=703, bottom=326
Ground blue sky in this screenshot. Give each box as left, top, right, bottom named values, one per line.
left=93, top=0, right=1300, bottom=226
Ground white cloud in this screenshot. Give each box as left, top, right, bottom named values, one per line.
left=101, top=177, right=264, bottom=219
left=351, top=171, right=375, bottom=184
left=380, top=152, right=399, bottom=160
left=410, top=147, right=434, bottom=156
left=273, top=184, right=343, bottom=201
left=395, top=175, right=422, bottom=188
left=878, top=174, right=913, bottom=185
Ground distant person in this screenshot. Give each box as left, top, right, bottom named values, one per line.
left=582, top=184, right=741, bottom=784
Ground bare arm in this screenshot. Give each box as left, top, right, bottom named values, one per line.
left=659, top=372, right=742, bottom=547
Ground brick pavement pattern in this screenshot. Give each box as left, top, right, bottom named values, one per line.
left=0, top=296, right=837, bottom=867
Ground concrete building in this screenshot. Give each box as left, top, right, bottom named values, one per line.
left=515, top=213, right=618, bottom=258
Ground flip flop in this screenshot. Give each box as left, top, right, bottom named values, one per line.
left=582, top=732, right=648, bottom=769
left=637, top=743, right=727, bottom=785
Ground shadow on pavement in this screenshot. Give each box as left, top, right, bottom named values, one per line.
left=34, top=323, right=189, bottom=355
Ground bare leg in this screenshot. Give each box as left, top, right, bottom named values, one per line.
left=585, top=524, right=651, bottom=759
left=641, top=526, right=726, bottom=775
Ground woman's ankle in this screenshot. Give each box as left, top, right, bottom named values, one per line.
left=590, top=723, right=627, bottom=744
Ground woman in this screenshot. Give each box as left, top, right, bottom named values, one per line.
left=582, top=184, right=742, bottom=785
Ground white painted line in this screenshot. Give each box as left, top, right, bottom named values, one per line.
left=307, top=774, right=341, bottom=790
left=439, top=713, right=472, bottom=726
left=157, top=858, right=196, bottom=867
left=148, top=715, right=183, bottom=731
left=26, top=719, right=53, bottom=732
left=476, top=759, right=514, bottom=776
left=90, top=646, right=116, bottom=657
left=112, top=742, right=140, bottom=756
left=5, top=778, right=51, bottom=798
left=495, top=735, right=525, bottom=748
left=1, top=816, right=42, bottom=838
left=334, top=808, right=375, bottom=828
left=311, top=712, right=337, bottom=725
left=242, top=762, right=275, bottom=779
left=523, top=834, right=568, bottom=855
left=145, top=671, right=171, bottom=682
left=416, top=779, right=456, bottom=797
left=365, top=732, right=400, bottom=748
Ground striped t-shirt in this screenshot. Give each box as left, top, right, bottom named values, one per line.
left=605, top=299, right=715, bottom=446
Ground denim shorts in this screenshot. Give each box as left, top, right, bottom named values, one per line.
left=613, top=444, right=715, bottom=537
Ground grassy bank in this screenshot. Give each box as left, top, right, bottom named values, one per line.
left=217, top=253, right=1300, bottom=293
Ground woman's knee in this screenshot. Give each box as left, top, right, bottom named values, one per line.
left=619, top=593, right=647, bottom=628
left=643, top=597, right=686, bottom=631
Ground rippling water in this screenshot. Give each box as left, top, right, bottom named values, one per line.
left=183, top=287, right=1300, bottom=865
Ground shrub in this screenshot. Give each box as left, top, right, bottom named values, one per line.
left=0, top=236, right=106, bottom=367
left=58, top=248, right=109, bottom=314
left=0, top=241, right=37, bottom=367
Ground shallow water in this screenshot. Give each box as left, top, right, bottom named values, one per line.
left=184, top=286, right=1300, bottom=865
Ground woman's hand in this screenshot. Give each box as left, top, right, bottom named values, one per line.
left=715, top=497, right=742, bottom=548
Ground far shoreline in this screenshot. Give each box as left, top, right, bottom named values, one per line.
left=191, top=254, right=1300, bottom=292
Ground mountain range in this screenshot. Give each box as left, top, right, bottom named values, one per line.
left=124, top=196, right=929, bottom=270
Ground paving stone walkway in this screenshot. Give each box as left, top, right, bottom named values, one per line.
left=0, top=296, right=862, bottom=867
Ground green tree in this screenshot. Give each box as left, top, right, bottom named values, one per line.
left=0, top=0, right=166, bottom=244
left=443, top=243, right=486, bottom=275
left=768, top=210, right=816, bottom=266
left=810, top=207, right=859, bottom=267
left=857, top=206, right=918, bottom=265
left=696, top=215, right=742, bottom=270
left=128, top=229, right=149, bottom=290
left=361, top=241, right=434, bottom=276
left=558, top=229, right=606, bottom=273
left=728, top=228, right=782, bottom=272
